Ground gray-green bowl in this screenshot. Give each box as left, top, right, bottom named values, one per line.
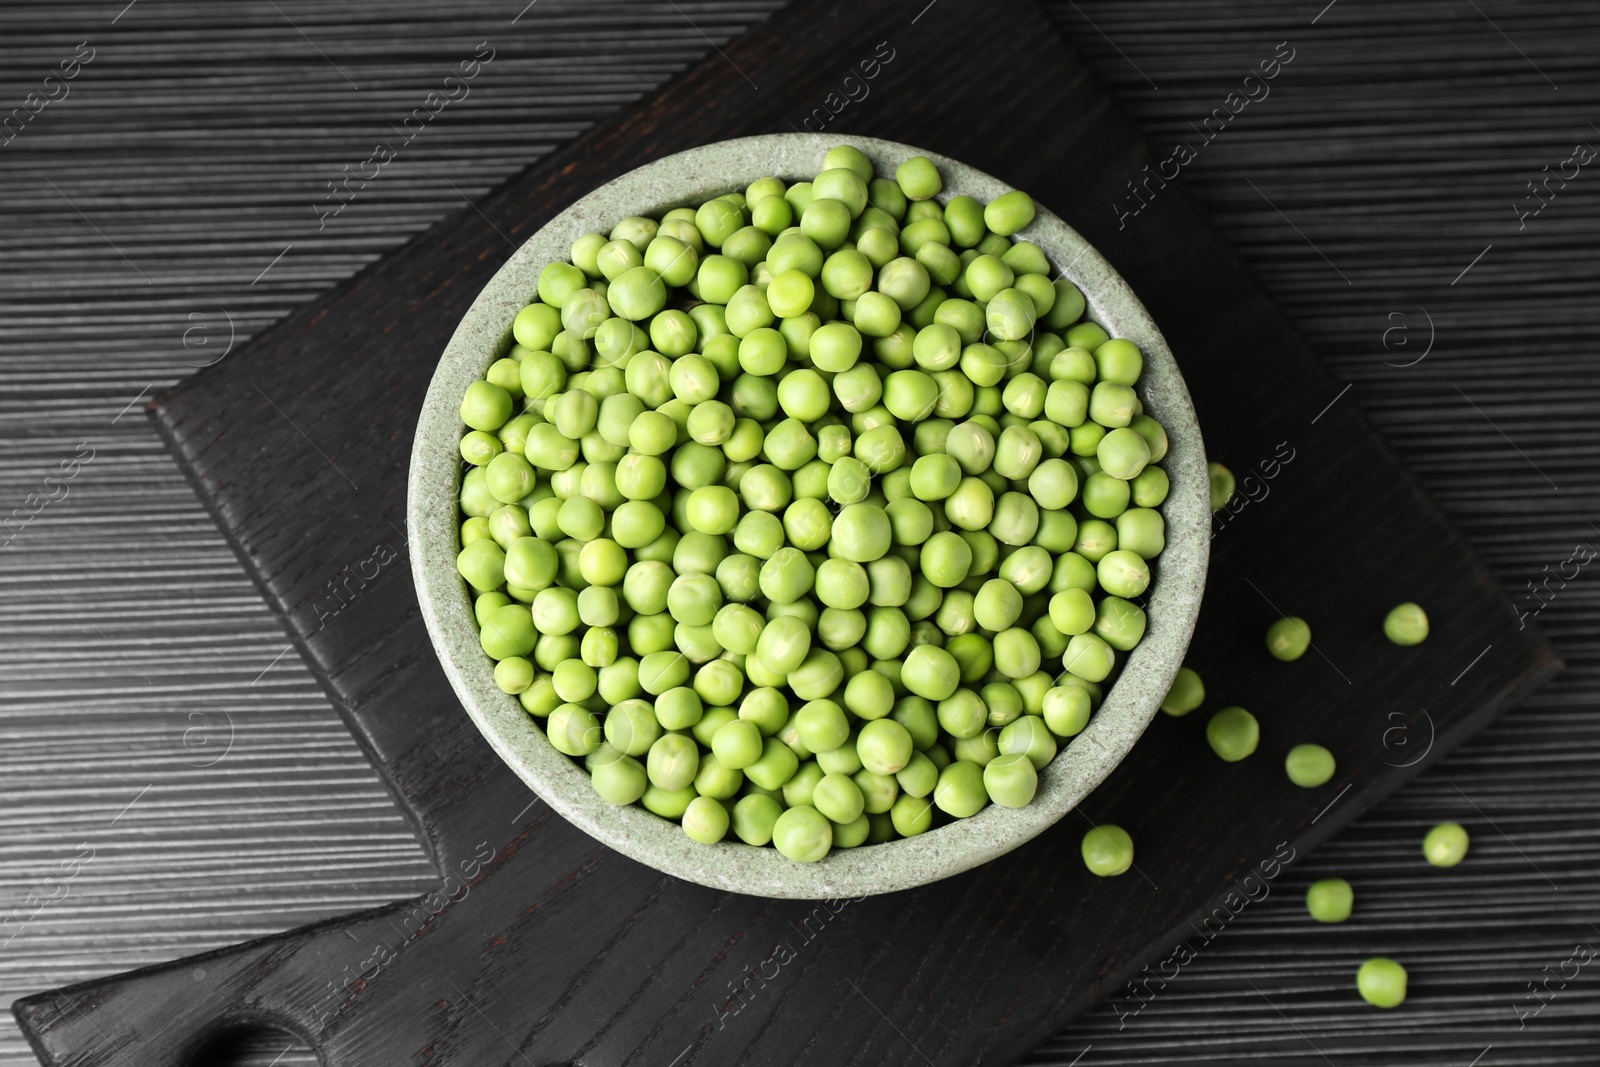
left=409, top=133, right=1209, bottom=899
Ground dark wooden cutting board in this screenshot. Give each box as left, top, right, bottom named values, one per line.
left=14, top=1, right=1558, bottom=1064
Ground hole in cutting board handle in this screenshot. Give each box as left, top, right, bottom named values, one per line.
left=186, top=1023, right=317, bottom=1067
left=182, top=1026, right=582, bottom=1067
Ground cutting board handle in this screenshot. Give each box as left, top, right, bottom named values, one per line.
left=14, top=907, right=402, bottom=1066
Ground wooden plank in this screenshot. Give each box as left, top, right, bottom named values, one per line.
left=13, top=0, right=1557, bottom=1064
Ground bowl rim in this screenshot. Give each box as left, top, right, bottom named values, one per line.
left=408, top=132, right=1210, bottom=899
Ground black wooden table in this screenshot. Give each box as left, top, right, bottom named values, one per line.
left=2, top=2, right=1598, bottom=1065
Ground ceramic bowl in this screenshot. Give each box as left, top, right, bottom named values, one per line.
left=409, top=133, right=1209, bottom=899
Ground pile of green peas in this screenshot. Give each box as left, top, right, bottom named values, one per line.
left=453, top=145, right=1174, bottom=863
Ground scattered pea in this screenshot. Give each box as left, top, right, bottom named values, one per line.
left=1305, top=878, right=1353, bottom=923
left=1207, top=461, right=1235, bottom=511
left=1160, top=666, right=1204, bottom=716
left=1422, top=822, right=1469, bottom=867
left=1206, top=706, right=1259, bottom=762
left=1384, top=602, right=1429, bottom=646
left=1285, top=743, right=1336, bottom=788
left=1356, top=957, right=1408, bottom=1009
left=1081, top=824, right=1134, bottom=877
left=1266, top=616, right=1312, bottom=661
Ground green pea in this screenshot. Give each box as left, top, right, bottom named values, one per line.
left=809, top=772, right=864, bottom=824
left=1160, top=666, right=1205, bottom=716
left=878, top=258, right=931, bottom=312
left=727, top=686, right=783, bottom=738
left=692, top=199, right=742, bottom=248
left=723, top=226, right=772, bottom=268
left=585, top=745, right=646, bottom=805
left=767, top=268, right=815, bottom=318
left=813, top=165, right=869, bottom=215
left=460, top=428, right=503, bottom=467
left=998, top=716, right=1057, bottom=770
left=1061, top=322, right=1106, bottom=353
left=831, top=502, right=892, bottom=563
left=1423, top=822, right=1469, bottom=867
left=457, top=538, right=506, bottom=593
left=600, top=698, right=657, bottom=757
left=899, top=216, right=951, bottom=255
left=1000, top=374, right=1047, bottom=422
left=1067, top=421, right=1104, bottom=458
left=730, top=512, right=782, bottom=561
left=703, top=717, right=758, bottom=770
left=1088, top=382, right=1137, bottom=428
left=1356, top=958, right=1408, bottom=1009
left=789, top=647, right=844, bottom=701
left=945, top=477, right=994, bottom=532
left=933, top=759, right=988, bottom=818
left=519, top=674, right=561, bottom=717
left=1025, top=458, right=1078, bottom=512
left=1097, top=550, right=1150, bottom=599
left=638, top=783, right=694, bottom=820
left=1089, top=338, right=1141, bottom=386
left=638, top=649, right=691, bottom=695
left=1208, top=461, right=1236, bottom=511
left=886, top=747, right=935, bottom=797
left=641, top=234, right=699, bottom=288
left=1206, top=706, right=1260, bottom=762
left=914, top=532, right=967, bottom=592
left=547, top=702, right=601, bottom=757
left=610, top=216, right=658, bottom=252
left=768, top=232, right=822, bottom=277
left=983, top=753, right=1039, bottom=809
left=801, top=197, right=853, bottom=250
left=677, top=795, right=728, bottom=844
left=969, top=578, right=1019, bottom=632
left=493, top=655, right=535, bottom=694
left=1127, top=415, right=1168, bottom=463
left=857, top=718, right=914, bottom=776
left=461, top=516, right=493, bottom=548
left=1307, top=878, right=1354, bottom=923
left=645, top=733, right=699, bottom=791
left=1097, top=427, right=1151, bottom=480
left=940, top=195, right=984, bottom=248
left=1080, top=824, right=1133, bottom=876
left=732, top=793, right=783, bottom=845
left=589, top=653, right=637, bottom=699
left=986, top=288, right=1036, bottom=342
left=820, top=248, right=872, bottom=301
left=1043, top=685, right=1091, bottom=737
left=751, top=194, right=792, bottom=235
left=992, top=628, right=1041, bottom=679
left=895, top=155, right=942, bottom=200
left=1384, top=602, right=1429, bottom=645
left=991, top=492, right=1039, bottom=547
left=901, top=643, right=961, bottom=702
left=513, top=302, right=563, bottom=351
left=844, top=767, right=896, bottom=819
left=864, top=604, right=913, bottom=658
left=772, top=805, right=832, bottom=862
left=984, top=190, right=1035, bottom=236
left=1073, top=518, right=1117, bottom=563
left=1081, top=472, right=1131, bottom=519
left=460, top=380, right=513, bottom=433
left=1267, top=616, right=1312, bottom=661
left=1116, top=507, right=1165, bottom=559
left=1286, top=743, right=1336, bottom=788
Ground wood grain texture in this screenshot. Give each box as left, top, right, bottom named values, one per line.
left=9, top=0, right=1564, bottom=1064
left=0, top=0, right=1596, bottom=1065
